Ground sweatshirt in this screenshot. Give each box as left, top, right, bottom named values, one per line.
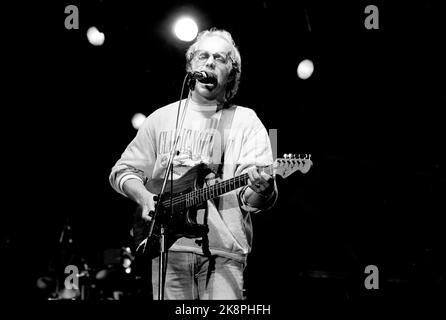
left=109, top=99, right=277, bottom=263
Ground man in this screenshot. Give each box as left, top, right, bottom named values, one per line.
left=110, top=28, right=277, bottom=299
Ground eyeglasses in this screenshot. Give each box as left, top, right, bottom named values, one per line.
left=193, top=50, right=232, bottom=65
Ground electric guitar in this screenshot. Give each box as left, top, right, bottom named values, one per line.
left=134, top=154, right=312, bottom=258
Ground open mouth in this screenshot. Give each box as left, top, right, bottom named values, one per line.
left=198, top=78, right=217, bottom=92
left=197, top=73, right=218, bottom=86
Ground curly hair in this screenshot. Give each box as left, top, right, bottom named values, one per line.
left=185, top=28, right=242, bottom=102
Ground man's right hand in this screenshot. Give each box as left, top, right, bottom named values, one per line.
left=140, top=194, right=158, bottom=222
left=122, top=178, right=158, bottom=222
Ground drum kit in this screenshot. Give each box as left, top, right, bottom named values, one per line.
left=36, top=218, right=143, bottom=300
left=36, top=246, right=143, bottom=300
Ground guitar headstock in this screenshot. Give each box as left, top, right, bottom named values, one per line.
left=273, top=154, right=313, bottom=178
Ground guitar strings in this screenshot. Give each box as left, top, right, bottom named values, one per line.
left=159, top=163, right=283, bottom=208
left=158, top=158, right=305, bottom=208
left=158, top=162, right=282, bottom=208
left=161, top=173, right=250, bottom=208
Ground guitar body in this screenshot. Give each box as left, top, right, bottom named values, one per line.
left=133, top=163, right=213, bottom=258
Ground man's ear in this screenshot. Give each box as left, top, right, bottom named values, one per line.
left=227, top=68, right=237, bottom=81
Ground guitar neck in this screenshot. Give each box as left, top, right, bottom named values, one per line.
left=189, top=173, right=250, bottom=207
left=162, top=166, right=272, bottom=209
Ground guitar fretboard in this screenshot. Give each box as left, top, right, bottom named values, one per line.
left=162, top=165, right=273, bottom=210
left=187, top=173, right=250, bottom=207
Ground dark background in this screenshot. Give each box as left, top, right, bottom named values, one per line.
left=3, top=0, right=445, bottom=303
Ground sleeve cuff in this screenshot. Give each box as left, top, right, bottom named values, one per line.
left=238, top=185, right=277, bottom=213
left=118, top=174, right=144, bottom=196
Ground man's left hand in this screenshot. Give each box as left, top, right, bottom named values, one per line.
left=246, top=166, right=274, bottom=196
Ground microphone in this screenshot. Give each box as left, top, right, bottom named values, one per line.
left=189, top=71, right=217, bottom=84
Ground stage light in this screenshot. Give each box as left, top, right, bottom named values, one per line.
left=297, top=59, right=314, bottom=80
left=87, top=26, right=105, bottom=46
left=122, top=258, right=131, bottom=268
left=36, top=276, right=54, bottom=289
left=173, top=17, right=198, bottom=42
left=131, top=113, right=146, bottom=130
left=95, top=269, right=110, bottom=280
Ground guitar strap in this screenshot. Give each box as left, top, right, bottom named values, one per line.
left=200, top=104, right=236, bottom=254
left=214, top=104, right=236, bottom=171
left=206, top=104, right=236, bottom=211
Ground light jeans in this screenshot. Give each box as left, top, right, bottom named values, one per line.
left=152, top=251, right=245, bottom=300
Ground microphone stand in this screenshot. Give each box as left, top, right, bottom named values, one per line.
left=145, top=75, right=195, bottom=300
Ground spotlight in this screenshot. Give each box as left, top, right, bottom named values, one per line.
left=297, top=59, right=314, bottom=80
left=131, top=113, right=146, bottom=130
left=122, top=258, right=132, bottom=269
left=173, top=17, right=198, bottom=42
left=87, top=26, right=105, bottom=46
